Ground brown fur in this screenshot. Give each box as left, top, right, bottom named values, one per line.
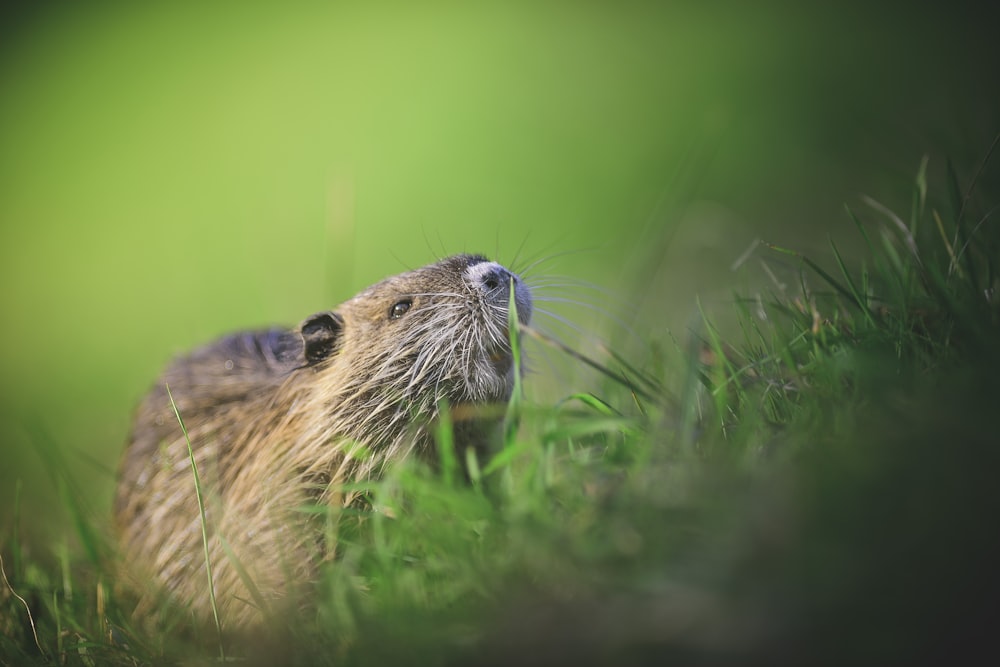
left=113, top=254, right=532, bottom=629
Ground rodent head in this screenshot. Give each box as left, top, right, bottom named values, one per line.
left=298, top=254, right=532, bottom=429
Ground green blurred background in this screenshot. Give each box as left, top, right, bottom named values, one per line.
left=1, top=1, right=997, bottom=541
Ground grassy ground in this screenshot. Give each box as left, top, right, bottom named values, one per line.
left=3, top=141, right=1000, bottom=664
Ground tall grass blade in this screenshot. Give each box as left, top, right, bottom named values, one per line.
left=933, top=209, right=963, bottom=279
left=13, top=478, right=22, bottom=579
left=829, top=236, right=876, bottom=326
left=520, top=324, right=656, bottom=402
left=913, top=154, right=929, bottom=224
left=952, top=134, right=1000, bottom=289
left=26, top=422, right=103, bottom=567
left=165, top=383, right=225, bottom=661
left=696, top=297, right=736, bottom=432
left=436, top=399, right=457, bottom=487
left=504, top=279, right=524, bottom=445
left=766, top=242, right=868, bottom=315
left=217, top=535, right=270, bottom=622
left=943, top=158, right=982, bottom=290
left=1, top=553, right=45, bottom=658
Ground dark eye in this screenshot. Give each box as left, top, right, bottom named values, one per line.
left=389, top=300, right=412, bottom=320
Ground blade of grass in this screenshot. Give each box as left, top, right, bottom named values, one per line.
left=504, top=277, right=524, bottom=445
left=519, top=324, right=656, bottom=402
left=945, top=158, right=979, bottom=286
left=544, top=417, right=641, bottom=441
left=13, top=478, right=22, bottom=579
left=217, top=535, right=270, bottom=622
left=697, top=297, right=737, bottom=432
left=829, top=236, right=876, bottom=326
left=483, top=441, right=532, bottom=476
left=1, top=553, right=45, bottom=658
left=933, top=209, right=963, bottom=279
left=436, top=399, right=457, bottom=488
left=599, top=343, right=664, bottom=397
left=165, top=383, right=225, bottom=661
left=913, top=154, right=929, bottom=225
left=559, top=393, right=621, bottom=416
left=766, top=243, right=868, bottom=317
left=862, top=195, right=922, bottom=265
left=52, top=590, right=62, bottom=658
left=957, top=132, right=1000, bottom=222
left=951, top=133, right=1000, bottom=292
left=508, top=278, right=524, bottom=402
left=26, top=422, right=104, bottom=567
left=845, top=205, right=879, bottom=264
left=465, top=447, right=483, bottom=487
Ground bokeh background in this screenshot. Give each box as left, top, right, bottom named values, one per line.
left=1, top=1, right=997, bottom=541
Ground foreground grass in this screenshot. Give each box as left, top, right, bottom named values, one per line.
left=3, top=142, right=999, bottom=665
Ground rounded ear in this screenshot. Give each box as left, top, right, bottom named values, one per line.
left=300, top=311, right=344, bottom=365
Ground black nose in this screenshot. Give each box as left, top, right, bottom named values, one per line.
left=479, top=266, right=511, bottom=293
left=464, top=258, right=533, bottom=324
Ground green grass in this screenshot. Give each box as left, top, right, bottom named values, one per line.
left=3, top=140, right=1000, bottom=664
left=165, top=383, right=225, bottom=661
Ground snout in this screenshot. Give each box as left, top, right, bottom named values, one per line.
left=465, top=259, right=533, bottom=324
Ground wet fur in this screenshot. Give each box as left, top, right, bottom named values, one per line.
left=114, top=254, right=531, bottom=628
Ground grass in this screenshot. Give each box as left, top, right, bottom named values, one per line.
left=165, top=383, right=225, bottom=661
left=2, top=138, right=999, bottom=665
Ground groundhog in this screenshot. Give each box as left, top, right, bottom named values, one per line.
left=114, top=254, right=532, bottom=629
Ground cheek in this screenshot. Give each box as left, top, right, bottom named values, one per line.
left=357, top=302, right=387, bottom=324
left=352, top=307, right=393, bottom=340
left=375, top=301, right=397, bottom=321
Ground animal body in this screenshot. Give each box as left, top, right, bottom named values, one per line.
left=114, top=254, right=532, bottom=628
